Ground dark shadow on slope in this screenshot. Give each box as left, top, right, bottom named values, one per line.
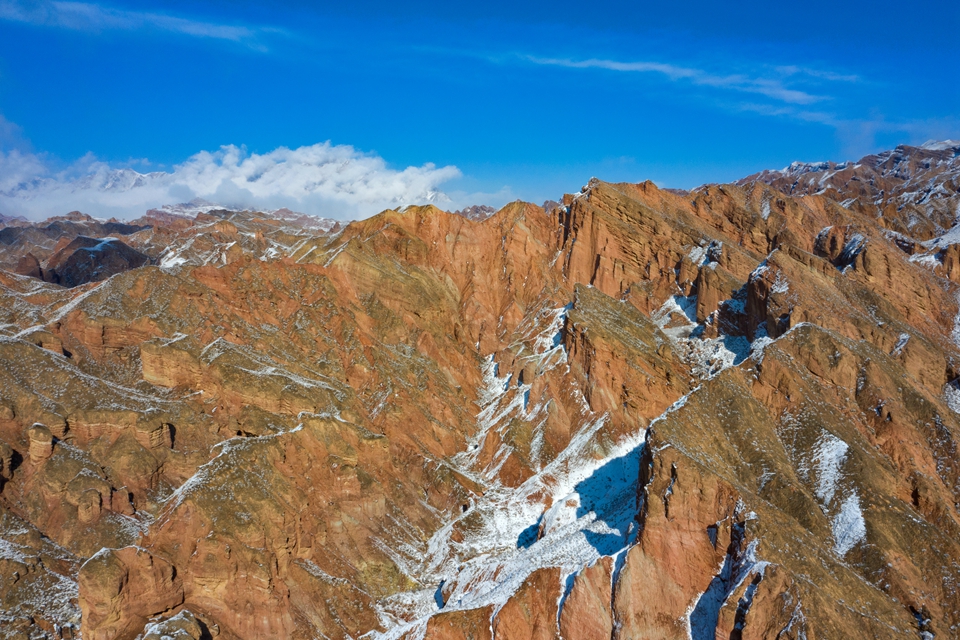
left=575, top=445, right=643, bottom=556
left=434, top=580, right=446, bottom=609
left=689, top=545, right=737, bottom=639
left=517, top=520, right=540, bottom=549
left=195, top=617, right=215, bottom=640
left=514, top=443, right=646, bottom=554
left=689, top=522, right=749, bottom=640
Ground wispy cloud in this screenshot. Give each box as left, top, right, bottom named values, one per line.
left=0, top=114, right=30, bottom=149
left=524, top=55, right=834, bottom=105
left=736, top=102, right=840, bottom=125
left=775, top=65, right=860, bottom=83
left=0, top=0, right=277, bottom=49
left=737, top=101, right=960, bottom=158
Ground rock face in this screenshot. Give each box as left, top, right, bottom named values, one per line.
left=1, top=142, right=960, bottom=639
left=0, top=212, right=150, bottom=282
left=9, top=235, right=151, bottom=287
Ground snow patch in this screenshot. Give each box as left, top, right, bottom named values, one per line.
left=0, top=537, right=30, bottom=563
left=952, top=294, right=960, bottom=349
left=891, top=333, right=910, bottom=356
left=652, top=295, right=768, bottom=379
left=944, top=381, right=960, bottom=414
left=368, top=359, right=708, bottom=638
left=832, top=493, right=866, bottom=556
left=523, top=304, right=572, bottom=373
left=688, top=244, right=708, bottom=267
left=920, top=140, right=960, bottom=151
left=812, top=432, right=848, bottom=507
left=837, top=234, right=866, bottom=267
left=770, top=271, right=789, bottom=294
left=760, top=197, right=771, bottom=221
left=910, top=252, right=942, bottom=268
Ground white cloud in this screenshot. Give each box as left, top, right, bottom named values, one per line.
left=0, top=142, right=463, bottom=220
left=0, top=0, right=272, bottom=48
left=524, top=55, right=828, bottom=105
left=0, top=148, right=48, bottom=194
left=0, top=114, right=29, bottom=148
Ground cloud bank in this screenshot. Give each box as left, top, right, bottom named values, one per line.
left=0, top=142, right=463, bottom=221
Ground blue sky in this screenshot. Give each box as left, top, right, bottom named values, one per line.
left=0, top=0, right=957, bottom=219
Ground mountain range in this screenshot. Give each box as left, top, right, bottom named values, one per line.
left=1, top=140, right=959, bottom=640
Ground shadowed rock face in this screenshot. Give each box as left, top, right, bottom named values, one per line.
left=49, top=236, right=152, bottom=287
left=14, top=252, right=43, bottom=279
left=1, top=143, right=960, bottom=640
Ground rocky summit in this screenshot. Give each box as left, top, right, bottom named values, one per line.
left=1, top=141, right=960, bottom=640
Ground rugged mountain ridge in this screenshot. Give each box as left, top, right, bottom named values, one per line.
left=1, top=143, right=960, bottom=639
left=740, top=140, right=960, bottom=243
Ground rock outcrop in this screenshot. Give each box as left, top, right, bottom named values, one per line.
left=45, top=236, right=152, bottom=287
left=26, top=423, right=54, bottom=463
left=78, top=547, right=184, bottom=640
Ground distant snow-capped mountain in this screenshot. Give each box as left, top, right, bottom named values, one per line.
left=147, top=199, right=342, bottom=232
left=147, top=198, right=233, bottom=218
